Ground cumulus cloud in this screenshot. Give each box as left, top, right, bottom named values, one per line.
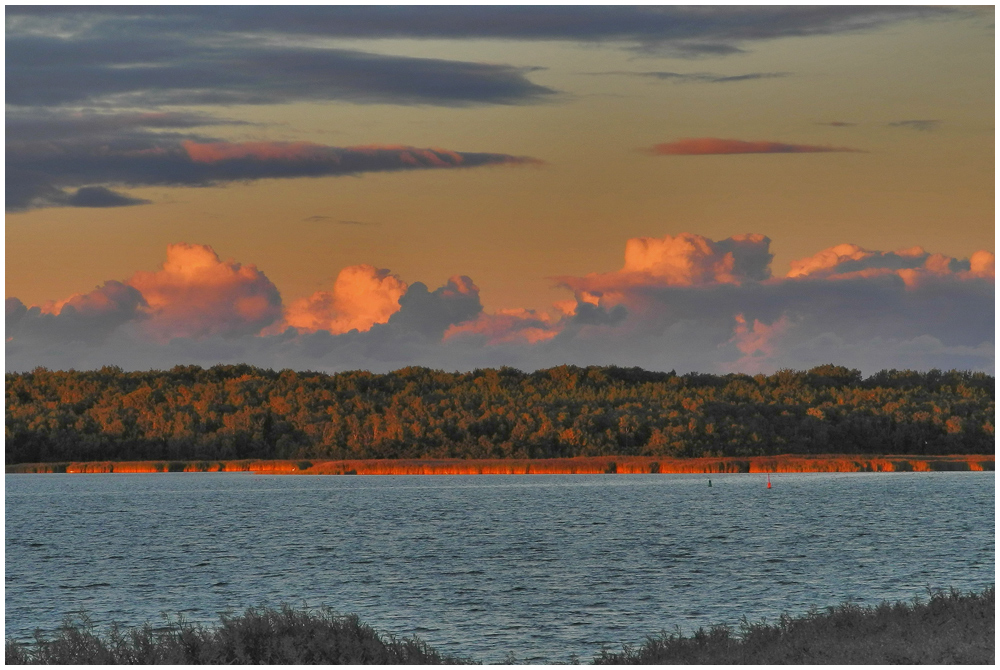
left=7, top=281, right=147, bottom=345
left=556, top=233, right=773, bottom=302
left=5, top=234, right=993, bottom=375
left=786, top=243, right=993, bottom=286
left=125, top=243, right=284, bottom=341
left=281, top=265, right=408, bottom=335
left=648, top=138, right=863, bottom=155
left=384, top=276, right=483, bottom=341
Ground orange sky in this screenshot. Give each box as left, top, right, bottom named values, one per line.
left=5, top=7, right=994, bottom=374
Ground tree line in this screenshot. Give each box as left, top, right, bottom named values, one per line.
left=5, top=364, right=994, bottom=464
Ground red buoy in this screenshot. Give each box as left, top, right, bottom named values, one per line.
left=767, top=473, right=772, bottom=489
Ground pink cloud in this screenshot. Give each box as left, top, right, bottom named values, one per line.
left=622, top=232, right=772, bottom=285
left=183, top=140, right=333, bottom=163
left=726, top=313, right=791, bottom=370
left=126, top=243, right=282, bottom=341
left=445, top=308, right=561, bottom=345
left=558, top=233, right=773, bottom=305
left=281, top=264, right=408, bottom=335
left=5, top=233, right=992, bottom=376
left=182, top=141, right=541, bottom=170
left=969, top=250, right=995, bottom=279
left=787, top=243, right=993, bottom=287
left=648, top=138, right=862, bottom=155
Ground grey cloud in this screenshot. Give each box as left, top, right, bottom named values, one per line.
left=888, top=120, right=942, bottom=132
left=592, top=71, right=791, bottom=83
left=6, top=34, right=556, bottom=108
left=378, top=277, right=483, bottom=342
left=5, top=232, right=992, bottom=376
left=7, top=270, right=992, bottom=376
left=66, top=186, right=151, bottom=208
left=5, top=110, right=246, bottom=143
left=5, top=274, right=487, bottom=372
left=6, top=281, right=147, bottom=346
left=567, top=302, right=628, bottom=327
left=8, top=6, right=958, bottom=55
left=6, top=114, right=541, bottom=211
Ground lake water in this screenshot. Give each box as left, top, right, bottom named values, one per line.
left=5, top=471, right=995, bottom=663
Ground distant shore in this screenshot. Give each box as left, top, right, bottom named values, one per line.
left=6, top=454, right=993, bottom=475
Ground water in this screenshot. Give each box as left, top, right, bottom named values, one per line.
left=5, top=471, right=994, bottom=663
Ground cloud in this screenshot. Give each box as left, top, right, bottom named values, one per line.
left=445, top=308, right=562, bottom=345
left=725, top=313, right=792, bottom=373
left=968, top=250, right=994, bottom=278
left=7, top=125, right=542, bottom=211
left=786, top=243, right=993, bottom=286
left=125, top=243, right=283, bottom=341
left=303, top=216, right=378, bottom=226
left=6, top=34, right=556, bottom=109
left=7, top=281, right=147, bottom=346
left=887, top=120, right=942, bottom=132
left=622, top=233, right=773, bottom=284
left=382, top=276, right=483, bottom=341
left=648, top=138, right=864, bottom=155
left=5, top=109, right=244, bottom=143
left=592, top=70, right=791, bottom=83
left=6, top=234, right=993, bottom=375
left=557, top=233, right=773, bottom=298
left=281, top=265, right=408, bottom=335
left=65, top=186, right=151, bottom=208
left=7, top=6, right=957, bottom=59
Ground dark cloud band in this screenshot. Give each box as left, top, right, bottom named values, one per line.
left=7, top=129, right=541, bottom=211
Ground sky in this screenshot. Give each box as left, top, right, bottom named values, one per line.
left=5, top=5, right=995, bottom=375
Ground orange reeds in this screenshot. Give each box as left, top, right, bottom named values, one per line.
left=7, top=454, right=993, bottom=475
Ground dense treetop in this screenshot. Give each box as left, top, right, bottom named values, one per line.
left=5, top=364, right=994, bottom=464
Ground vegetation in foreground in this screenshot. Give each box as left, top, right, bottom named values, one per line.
left=595, top=586, right=995, bottom=665
left=6, top=364, right=994, bottom=465
left=4, top=605, right=473, bottom=665
left=6, top=587, right=993, bottom=664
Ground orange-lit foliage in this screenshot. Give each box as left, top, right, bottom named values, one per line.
left=7, top=455, right=993, bottom=475
left=6, top=365, right=994, bottom=466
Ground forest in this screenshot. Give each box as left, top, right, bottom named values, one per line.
left=5, top=364, right=994, bottom=465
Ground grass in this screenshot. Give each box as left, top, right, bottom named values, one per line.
left=594, top=586, right=994, bottom=664
left=4, top=605, right=474, bottom=665
left=6, top=587, right=994, bottom=664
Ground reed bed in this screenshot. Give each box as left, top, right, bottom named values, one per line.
left=4, top=606, right=472, bottom=665
left=595, top=586, right=994, bottom=665
left=6, top=587, right=993, bottom=664
left=6, top=454, right=994, bottom=475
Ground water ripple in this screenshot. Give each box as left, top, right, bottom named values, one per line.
left=5, top=471, right=994, bottom=663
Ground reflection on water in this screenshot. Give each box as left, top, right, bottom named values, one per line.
left=5, top=472, right=995, bottom=663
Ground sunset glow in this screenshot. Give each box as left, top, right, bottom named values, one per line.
left=5, top=6, right=993, bottom=375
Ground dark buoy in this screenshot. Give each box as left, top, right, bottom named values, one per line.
left=708, top=479, right=712, bottom=487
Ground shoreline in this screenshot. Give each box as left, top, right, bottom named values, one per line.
left=5, top=453, right=993, bottom=475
